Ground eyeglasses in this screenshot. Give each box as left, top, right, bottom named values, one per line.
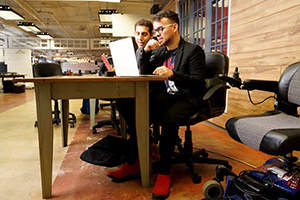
left=152, top=23, right=175, bottom=35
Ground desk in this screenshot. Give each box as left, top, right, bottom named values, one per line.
left=14, top=76, right=167, bottom=198
left=0, top=73, right=26, bottom=80
left=0, top=74, right=25, bottom=92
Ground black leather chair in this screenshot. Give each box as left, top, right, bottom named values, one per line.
left=153, top=52, right=231, bottom=184
left=225, top=61, right=300, bottom=172
left=92, top=61, right=120, bottom=134
left=33, top=62, right=76, bottom=128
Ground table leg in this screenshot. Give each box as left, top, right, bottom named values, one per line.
left=61, top=100, right=69, bottom=147
left=135, top=81, right=149, bottom=188
left=90, top=99, right=96, bottom=127
left=35, top=83, right=54, bottom=198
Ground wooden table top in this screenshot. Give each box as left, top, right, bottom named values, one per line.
left=0, top=74, right=26, bottom=78
left=13, top=75, right=168, bottom=83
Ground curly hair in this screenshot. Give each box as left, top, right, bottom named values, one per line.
left=134, top=18, right=153, bottom=34
left=152, top=9, right=179, bottom=26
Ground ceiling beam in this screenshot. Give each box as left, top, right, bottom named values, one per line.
left=13, top=0, right=49, bottom=26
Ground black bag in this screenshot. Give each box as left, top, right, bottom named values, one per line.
left=80, top=135, right=128, bottom=167
left=80, top=99, right=99, bottom=114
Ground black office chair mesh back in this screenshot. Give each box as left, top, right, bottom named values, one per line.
left=33, top=63, right=63, bottom=77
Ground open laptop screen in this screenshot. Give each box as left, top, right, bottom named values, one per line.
left=109, top=37, right=139, bottom=77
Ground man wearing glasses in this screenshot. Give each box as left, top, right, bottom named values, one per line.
left=108, top=10, right=206, bottom=199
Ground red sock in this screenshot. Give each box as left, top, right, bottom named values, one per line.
left=107, top=160, right=140, bottom=180
left=152, top=174, right=171, bottom=199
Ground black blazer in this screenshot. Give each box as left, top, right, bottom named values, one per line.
left=139, top=38, right=206, bottom=107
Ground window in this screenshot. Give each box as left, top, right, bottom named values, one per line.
left=179, top=0, right=229, bottom=54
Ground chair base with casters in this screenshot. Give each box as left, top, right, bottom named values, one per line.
left=100, top=102, right=111, bottom=110
left=92, top=100, right=120, bottom=135
left=202, top=61, right=300, bottom=199
left=34, top=100, right=76, bottom=128
left=172, top=125, right=231, bottom=184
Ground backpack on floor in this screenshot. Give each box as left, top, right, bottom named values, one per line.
left=80, top=135, right=128, bottom=167
left=80, top=99, right=99, bottom=114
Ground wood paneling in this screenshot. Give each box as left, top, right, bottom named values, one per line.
left=163, top=0, right=176, bottom=11
left=210, top=0, right=300, bottom=128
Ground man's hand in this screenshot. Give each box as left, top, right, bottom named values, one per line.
left=153, top=66, right=173, bottom=77
left=144, top=39, right=160, bottom=52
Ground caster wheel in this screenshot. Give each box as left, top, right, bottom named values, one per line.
left=70, top=124, right=74, bottom=128
left=92, top=129, right=97, bottom=134
left=202, top=180, right=224, bottom=198
left=34, top=121, right=38, bottom=127
left=226, top=164, right=233, bottom=171
left=192, top=175, right=202, bottom=184
left=202, top=152, right=209, bottom=157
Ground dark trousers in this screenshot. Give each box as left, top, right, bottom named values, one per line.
left=116, top=92, right=197, bottom=174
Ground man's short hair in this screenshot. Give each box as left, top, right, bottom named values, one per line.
left=134, top=18, right=153, bottom=34
left=153, top=9, right=179, bottom=27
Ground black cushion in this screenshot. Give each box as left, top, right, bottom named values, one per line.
left=226, top=111, right=300, bottom=156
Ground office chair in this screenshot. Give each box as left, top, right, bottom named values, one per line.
left=153, top=52, right=232, bottom=184
left=92, top=61, right=120, bottom=134
left=33, top=62, right=76, bottom=128
left=202, top=61, right=300, bottom=199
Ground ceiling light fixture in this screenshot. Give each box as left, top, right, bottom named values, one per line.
left=99, top=9, right=118, bottom=22
left=0, top=5, right=24, bottom=20
left=17, top=22, right=41, bottom=32
left=36, top=32, right=53, bottom=40
left=99, top=24, right=113, bottom=33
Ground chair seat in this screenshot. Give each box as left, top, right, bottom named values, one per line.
left=226, top=110, right=300, bottom=155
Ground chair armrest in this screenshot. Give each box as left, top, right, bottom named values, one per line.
left=203, top=84, right=230, bottom=101
left=242, top=79, right=278, bottom=93
left=219, top=74, right=242, bottom=88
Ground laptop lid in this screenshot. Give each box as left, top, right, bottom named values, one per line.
left=109, top=37, right=139, bottom=77
left=101, top=53, right=113, bottom=71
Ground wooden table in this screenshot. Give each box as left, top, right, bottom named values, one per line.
left=14, top=75, right=167, bottom=198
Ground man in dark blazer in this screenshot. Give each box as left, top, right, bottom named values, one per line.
left=108, top=10, right=206, bottom=199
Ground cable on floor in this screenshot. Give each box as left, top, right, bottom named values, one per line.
left=194, top=147, right=257, bottom=169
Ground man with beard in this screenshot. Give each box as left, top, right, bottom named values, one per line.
left=108, top=10, right=206, bottom=199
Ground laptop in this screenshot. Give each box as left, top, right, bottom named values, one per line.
left=108, top=37, right=140, bottom=77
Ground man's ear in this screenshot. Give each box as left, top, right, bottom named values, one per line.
left=173, top=23, right=179, bottom=32
left=150, top=32, right=154, bottom=38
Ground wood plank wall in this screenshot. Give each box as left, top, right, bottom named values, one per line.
left=209, top=0, right=300, bottom=128
left=162, top=0, right=176, bottom=11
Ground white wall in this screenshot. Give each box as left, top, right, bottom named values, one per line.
left=112, top=14, right=154, bottom=37
left=4, top=49, right=33, bottom=88
left=0, top=49, right=3, bottom=62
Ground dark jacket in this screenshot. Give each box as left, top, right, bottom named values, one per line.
left=139, top=37, right=206, bottom=107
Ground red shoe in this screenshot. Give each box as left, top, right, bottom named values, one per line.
left=152, top=174, right=171, bottom=199
left=107, top=160, right=140, bottom=182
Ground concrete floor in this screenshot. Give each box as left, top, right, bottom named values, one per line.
left=1, top=89, right=293, bottom=200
